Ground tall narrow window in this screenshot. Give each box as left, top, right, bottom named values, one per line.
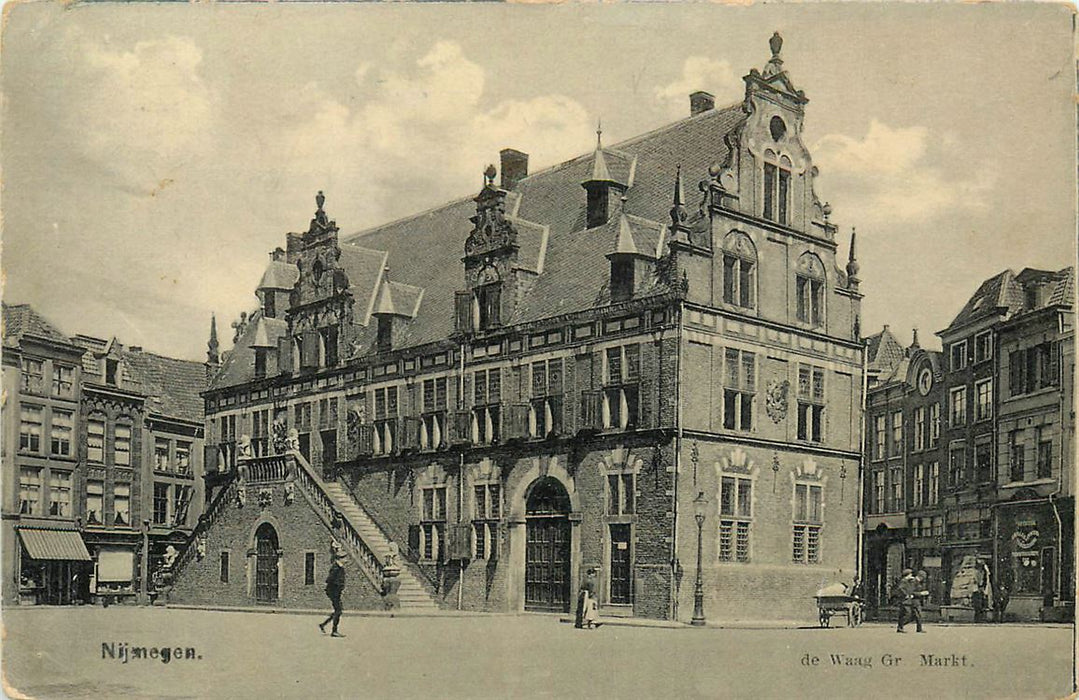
left=114, top=425, right=132, bottom=467
left=48, top=471, right=72, bottom=517
left=529, top=359, right=564, bottom=438
left=762, top=155, right=792, bottom=224
left=928, top=463, right=939, bottom=505
left=420, top=486, right=448, bottom=561
left=891, top=410, right=903, bottom=456
left=718, top=475, right=752, bottom=562
left=19, top=405, right=43, bottom=453
left=220, top=551, right=231, bottom=583
left=913, top=465, right=925, bottom=508
left=610, top=258, right=634, bottom=303
left=1009, top=431, right=1025, bottom=482
left=721, top=232, right=757, bottom=309
left=913, top=407, right=926, bottom=452
left=155, top=438, right=171, bottom=472
left=602, top=345, right=640, bottom=431
left=796, top=366, right=825, bottom=443
left=723, top=349, right=755, bottom=432
left=874, top=415, right=886, bottom=460
left=472, top=482, right=501, bottom=559
left=21, top=358, right=44, bottom=394
left=975, top=440, right=992, bottom=483
left=873, top=471, right=885, bottom=514
left=51, top=410, right=73, bottom=457
left=87, top=419, right=105, bottom=462
left=85, top=480, right=104, bottom=524
left=305, top=552, right=316, bottom=585
left=949, top=386, right=967, bottom=426
left=793, top=483, right=822, bottom=564
left=113, top=483, right=131, bottom=525
left=949, top=445, right=965, bottom=487
left=795, top=253, right=825, bottom=327
left=153, top=482, right=170, bottom=525
left=19, top=468, right=41, bottom=515
left=889, top=467, right=903, bottom=512
left=975, top=379, right=993, bottom=421
left=929, top=403, right=941, bottom=447
left=474, top=283, right=501, bottom=331
left=52, top=364, right=74, bottom=397
left=472, top=369, right=502, bottom=445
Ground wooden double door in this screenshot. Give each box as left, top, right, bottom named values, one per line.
left=524, top=476, right=572, bottom=612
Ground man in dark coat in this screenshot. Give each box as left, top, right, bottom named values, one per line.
left=896, top=569, right=923, bottom=633
left=319, top=545, right=348, bottom=638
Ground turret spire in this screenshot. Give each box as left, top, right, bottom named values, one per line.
left=846, top=227, right=860, bottom=290
left=669, top=166, right=689, bottom=239
left=207, top=314, right=220, bottom=365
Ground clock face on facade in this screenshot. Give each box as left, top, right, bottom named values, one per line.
left=918, top=367, right=933, bottom=395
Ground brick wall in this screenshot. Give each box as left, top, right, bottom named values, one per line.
left=675, top=440, right=859, bottom=622
left=168, top=480, right=382, bottom=610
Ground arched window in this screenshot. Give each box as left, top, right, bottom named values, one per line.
left=763, top=151, right=792, bottom=225
left=795, top=252, right=826, bottom=328
left=721, top=231, right=757, bottom=310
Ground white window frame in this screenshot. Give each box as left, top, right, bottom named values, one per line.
left=975, top=378, right=993, bottom=422
left=949, top=386, right=967, bottom=427
left=717, top=473, right=753, bottom=563
left=792, top=482, right=823, bottom=564
left=950, top=340, right=968, bottom=371
left=974, top=330, right=993, bottom=364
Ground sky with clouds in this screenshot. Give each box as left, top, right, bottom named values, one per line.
left=2, top=3, right=1074, bottom=361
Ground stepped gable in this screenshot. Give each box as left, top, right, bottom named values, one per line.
left=342, top=102, right=747, bottom=344
left=2, top=303, right=71, bottom=347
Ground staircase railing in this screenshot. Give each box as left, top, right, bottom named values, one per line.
left=286, top=450, right=384, bottom=589
left=170, top=471, right=239, bottom=581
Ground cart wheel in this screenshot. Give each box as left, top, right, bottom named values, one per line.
left=819, top=608, right=829, bottom=628
left=851, top=604, right=862, bottom=627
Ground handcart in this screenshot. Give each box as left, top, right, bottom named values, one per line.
left=814, top=584, right=863, bottom=628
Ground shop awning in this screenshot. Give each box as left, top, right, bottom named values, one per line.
left=18, top=528, right=91, bottom=561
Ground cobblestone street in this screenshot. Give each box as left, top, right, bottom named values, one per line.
left=2, top=607, right=1073, bottom=699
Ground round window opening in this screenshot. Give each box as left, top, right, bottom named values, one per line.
left=769, top=116, right=786, bottom=142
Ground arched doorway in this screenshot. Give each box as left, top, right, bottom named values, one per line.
left=254, top=523, right=280, bottom=603
left=525, top=477, right=571, bottom=612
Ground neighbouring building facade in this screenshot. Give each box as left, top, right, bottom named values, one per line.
left=171, top=34, right=866, bottom=623
left=2, top=303, right=207, bottom=606
left=863, top=267, right=1074, bottom=622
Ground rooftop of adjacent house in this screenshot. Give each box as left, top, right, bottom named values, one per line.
left=2, top=303, right=72, bottom=348
left=119, top=348, right=206, bottom=424
left=944, top=266, right=1074, bottom=333
left=865, top=325, right=906, bottom=375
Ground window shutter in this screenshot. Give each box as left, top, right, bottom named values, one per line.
left=203, top=443, right=219, bottom=474
left=277, top=336, right=292, bottom=375
left=455, top=291, right=473, bottom=334
left=302, top=331, right=319, bottom=369
left=486, top=284, right=502, bottom=327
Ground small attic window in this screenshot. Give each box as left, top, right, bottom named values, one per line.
left=587, top=187, right=610, bottom=229
left=105, top=358, right=119, bottom=386
left=264, top=292, right=276, bottom=319
left=377, top=316, right=392, bottom=353
left=769, top=116, right=787, bottom=142
left=254, top=349, right=267, bottom=379
left=611, top=258, right=634, bottom=303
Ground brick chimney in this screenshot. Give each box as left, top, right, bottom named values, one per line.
left=500, top=149, right=529, bottom=190
left=690, top=91, right=715, bottom=116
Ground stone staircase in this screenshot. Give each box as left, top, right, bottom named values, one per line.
left=321, top=481, right=438, bottom=610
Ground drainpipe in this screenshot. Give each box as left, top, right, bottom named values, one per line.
left=670, top=301, right=684, bottom=621
left=458, top=343, right=467, bottom=612
left=856, top=339, right=868, bottom=585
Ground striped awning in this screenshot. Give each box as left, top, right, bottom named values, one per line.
left=18, top=528, right=92, bottom=561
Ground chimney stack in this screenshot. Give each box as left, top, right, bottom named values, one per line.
left=500, top=149, right=529, bottom=190
left=690, top=91, right=715, bottom=116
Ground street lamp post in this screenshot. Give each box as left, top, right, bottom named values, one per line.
left=691, top=491, right=708, bottom=627
left=140, top=519, right=150, bottom=605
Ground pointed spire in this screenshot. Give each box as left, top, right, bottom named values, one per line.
left=207, top=314, right=220, bottom=365
left=846, top=227, right=860, bottom=289
left=669, top=165, right=689, bottom=231
left=596, top=118, right=603, bottom=149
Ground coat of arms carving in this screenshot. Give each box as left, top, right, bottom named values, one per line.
left=765, top=379, right=789, bottom=424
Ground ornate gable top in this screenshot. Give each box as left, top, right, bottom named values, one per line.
left=745, top=32, right=807, bottom=105
left=465, top=165, right=518, bottom=260
left=306, top=190, right=339, bottom=240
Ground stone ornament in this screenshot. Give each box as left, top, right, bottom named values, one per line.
left=286, top=429, right=301, bottom=452
left=195, top=536, right=206, bottom=561
left=236, top=486, right=247, bottom=509
left=271, top=419, right=290, bottom=454
left=257, top=488, right=273, bottom=508
left=163, top=545, right=179, bottom=569
left=283, top=481, right=295, bottom=505
left=237, top=435, right=253, bottom=460
left=765, top=379, right=789, bottom=424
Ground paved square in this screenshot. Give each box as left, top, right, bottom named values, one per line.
left=2, top=607, right=1073, bottom=699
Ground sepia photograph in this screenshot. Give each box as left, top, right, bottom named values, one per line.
left=0, top=2, right=1075, bottom=698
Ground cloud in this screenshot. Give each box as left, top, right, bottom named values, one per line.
left=78, top=35, right=213, bottom=182
left=273, top=41, right=592, bottom=227
left=812, top=120, right=995, bottom=224
left=655, top=56, right=742, bottom=113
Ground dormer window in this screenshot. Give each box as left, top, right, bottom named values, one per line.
left=795, top=252, right=825, bottom=328
left=763, top=153, right=791, bottom=225
left=587, top=186, right=610, bottom=229
left=611, top=258, right=634, bottom=303
left=377, top=316, right=392, bottom=353
left=254, top=349, right=267, bottom=379
left=320, top=326, right=338, bottom=366
left=473, top=283, right=501, bottom=331
left=105, top=358, right=119, bottom=386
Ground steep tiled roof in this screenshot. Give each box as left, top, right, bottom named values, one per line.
left=120, top=349, right=206, bottom=424
left=339, top=246, right=388, bottom=326
left=2, top=303, right=71, bottom=347
left=865, top=326, right=906, bottom=374
left=258, top=260, right=300, bottom=291
left=210, top=311, right=286, bottom=391
left=944, top=270, right=1023, bottom=332
left=1047, top=267, right=1075, bottom=307
left=342, top=102, right=747, bottom=347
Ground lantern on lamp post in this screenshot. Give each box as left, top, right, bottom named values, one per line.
left=691, top=491, right=708, bottom=626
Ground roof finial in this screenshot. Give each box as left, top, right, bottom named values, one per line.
left=484, top=164, right=497, bottom=187
left=669, top=165, right=689, bottom=234
left=770, top=31, right=783, bottom=59
left=316, top=190, right=325, bottom=213
left=846, top=227, right=860, bottom=289
left=596, top=118, right=603, bottom=149
left=207, top=314, right=220, bottom=365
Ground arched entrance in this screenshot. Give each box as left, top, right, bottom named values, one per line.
left=254, top=523, right=280, bottom=603
left=525, top=477, right=571, bottom=612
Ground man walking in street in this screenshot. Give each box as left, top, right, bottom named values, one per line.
left=896, top=569, right=923, bottom=633
left=319, top=542, right=348, bottom=638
